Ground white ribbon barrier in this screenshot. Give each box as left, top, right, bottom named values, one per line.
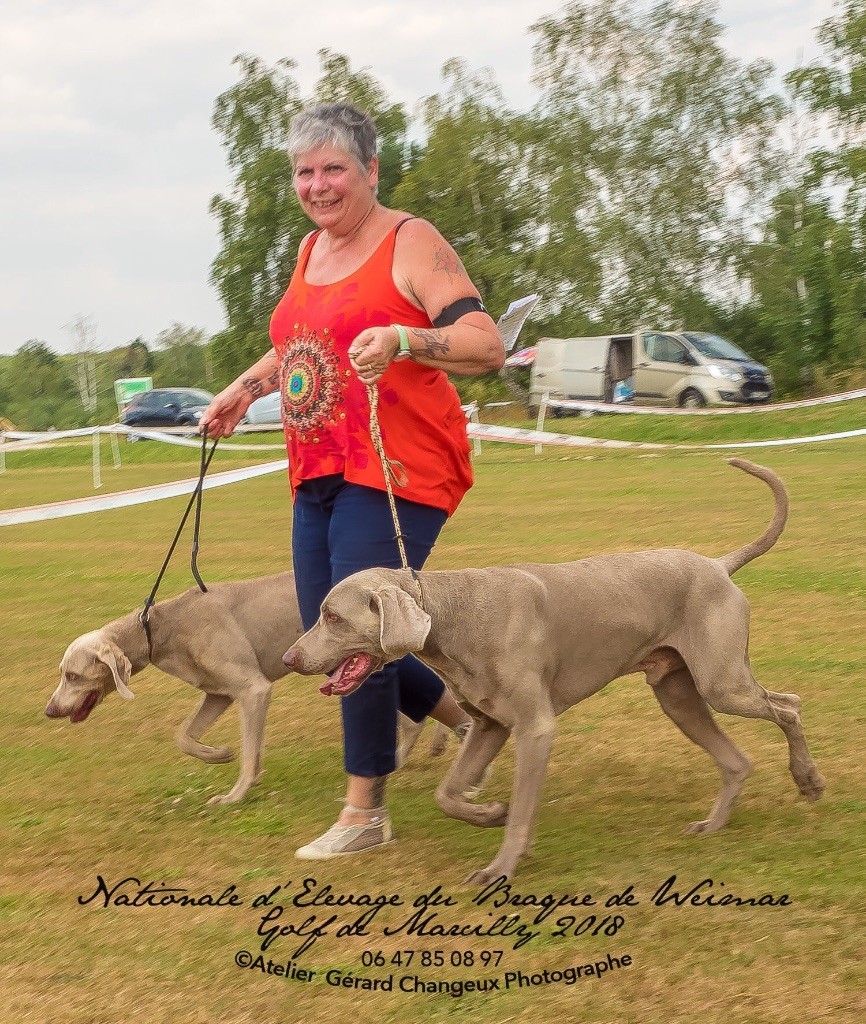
left=1, top=424, right=284, bottom=454
left=117, top=428, right=284, bottom=451
left=0, top=459, right=289, bottom=528
left=3, top=414, right=863, bottom=528
left=467, top=422, right=866, bottom=453
left=537, top=387, right=866, bottom=419
left=0, top=425, right=285, bottom=489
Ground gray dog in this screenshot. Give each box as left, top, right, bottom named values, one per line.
left=46, top=573, right=302, bottom=804
left=282, top=460, right=826, bottom=883
left=46, top=572, right=449, bottom=805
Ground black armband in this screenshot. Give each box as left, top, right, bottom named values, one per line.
left=432, top=296, right=487, bottom=327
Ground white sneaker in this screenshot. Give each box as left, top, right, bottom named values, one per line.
left=295, top=811, right=394, bottom=860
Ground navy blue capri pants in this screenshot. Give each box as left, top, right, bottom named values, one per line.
left=291, top=474, right=448, bottom=778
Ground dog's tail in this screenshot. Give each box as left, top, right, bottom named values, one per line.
left=717, top=459, right=789, bottom=576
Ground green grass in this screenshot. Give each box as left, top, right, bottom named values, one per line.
left=0, top=425, right=864, bottom=1023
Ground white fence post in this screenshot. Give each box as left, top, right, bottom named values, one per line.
left=92, top=428, right=102, bottom=489
left=110, top=425, right=122, bottom=468
left=535, top=394, right=549, bottom=455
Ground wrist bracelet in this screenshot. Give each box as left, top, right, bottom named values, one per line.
left=393, top=324, right=412, bottom=360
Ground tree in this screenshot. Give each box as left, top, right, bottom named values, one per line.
left=112, top=338, right=154, bottom=379
left=1, top=341, right=81, bottom=430
left=788, top=0, right=866, bottom=371
left=152, top=323, right=211, bottom=387
left=392, top=60, right=538, bottom=322
left=529, top=0, right=783, bottom=331
left=210, top=54, right=305, bottom=382
left=66, top=314, right=100, bottom=418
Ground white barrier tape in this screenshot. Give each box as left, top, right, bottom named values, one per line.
left=121, top=428, right=284, bottom=451
left=4, top=423, right=862, bottom=528
left=544, top=388, right=866, bottom=416
left=467, top=422, right=866, bottom=450
left=4, top=427, right=99, bottom=439
left=468, top=424, right=665, bottom=449
left=702, top=429, right=866, bottom=449
left=1, top=425, right=285, bottom=453
left=0, top=460, right=288, bottom=527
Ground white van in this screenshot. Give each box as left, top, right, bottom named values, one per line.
left=528, top=330, right=773, bottom=410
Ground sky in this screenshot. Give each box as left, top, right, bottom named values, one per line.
left=1, top=0, right=836, bottom=357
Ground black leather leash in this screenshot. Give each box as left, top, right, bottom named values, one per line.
left=139, top=427, right=219, bottom=658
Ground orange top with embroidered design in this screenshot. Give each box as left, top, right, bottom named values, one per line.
left=268, top=222, right=473, bottom=516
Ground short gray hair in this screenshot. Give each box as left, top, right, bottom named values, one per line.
left=288, top=104, right=377, bottom=168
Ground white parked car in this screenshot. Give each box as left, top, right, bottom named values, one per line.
left=244, top=392, right=282, bottom=425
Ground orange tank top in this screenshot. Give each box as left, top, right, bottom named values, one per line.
left=268, top=221, right=473, bottom=516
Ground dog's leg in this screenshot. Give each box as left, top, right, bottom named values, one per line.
left=176, top=694, right=234, bottom=764
left=435, top=716, right=510, bottom=828
left=766, top=690, right=825, bottom=800
left=702, top=671, right=825, bottom=803
left=396, top=718, right=453, bottom=767
left=208, top=679, right=272, bottom=805
left=428, top=722, right=450, bottom=757
left=651, top=668, right=752, bottom=834
left=396, top=713, right=426, bottom=768
left=465, top=700, right=556, bottom=886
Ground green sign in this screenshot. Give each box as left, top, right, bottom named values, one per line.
left=114, top=378, right=152, bottom=412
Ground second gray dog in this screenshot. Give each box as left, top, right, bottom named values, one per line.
left=46, top=572, right=448, bottom=804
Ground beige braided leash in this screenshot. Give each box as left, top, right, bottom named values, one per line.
left=365, top=382, right=425, bottom=610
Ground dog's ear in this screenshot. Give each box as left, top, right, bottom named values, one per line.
left=97, top=643, right=134, bottom=700
left=371, top=586, right=431, bottom=658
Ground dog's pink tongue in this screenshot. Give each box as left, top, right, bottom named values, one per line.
left=70, top=690, right=100, bottom=723
left=319, top=654, right=376, bottom=697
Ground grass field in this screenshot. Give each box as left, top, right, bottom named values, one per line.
left=1, top=415, right=864, bottom=1024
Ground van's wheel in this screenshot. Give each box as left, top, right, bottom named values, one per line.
left=679, top=388, right=707, bottom=409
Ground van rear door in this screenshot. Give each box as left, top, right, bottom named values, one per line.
left=560, top=338, right=610, bottom=399
left=530, top=338, right=565, bottom=401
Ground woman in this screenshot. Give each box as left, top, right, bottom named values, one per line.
left=201, top=102, right=504, bottom=859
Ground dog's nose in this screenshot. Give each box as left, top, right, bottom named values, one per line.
left=282, top=646, right=302, bottom=671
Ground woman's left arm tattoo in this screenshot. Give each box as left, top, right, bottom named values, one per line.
left=410, top=328, right=451, bottom=360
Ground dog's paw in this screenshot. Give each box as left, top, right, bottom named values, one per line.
left=797, top=767, right=825, bottom=801
left=685, top=818, right=724, bottom=836
left=207, top=792, right=245, bottom=806
left=464, top=862, right=513, bottom=887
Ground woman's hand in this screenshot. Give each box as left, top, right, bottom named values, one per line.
left=199, top=385, right=254, bottom=439
left=348, top=327, right=401, bottom=385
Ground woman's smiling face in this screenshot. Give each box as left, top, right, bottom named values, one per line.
left=292, top=143, right=378, bottom=231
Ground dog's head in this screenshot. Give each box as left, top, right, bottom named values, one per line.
left=282, top=569, right=431, bottom=696
left=45, top=632, right=135, bottom=722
